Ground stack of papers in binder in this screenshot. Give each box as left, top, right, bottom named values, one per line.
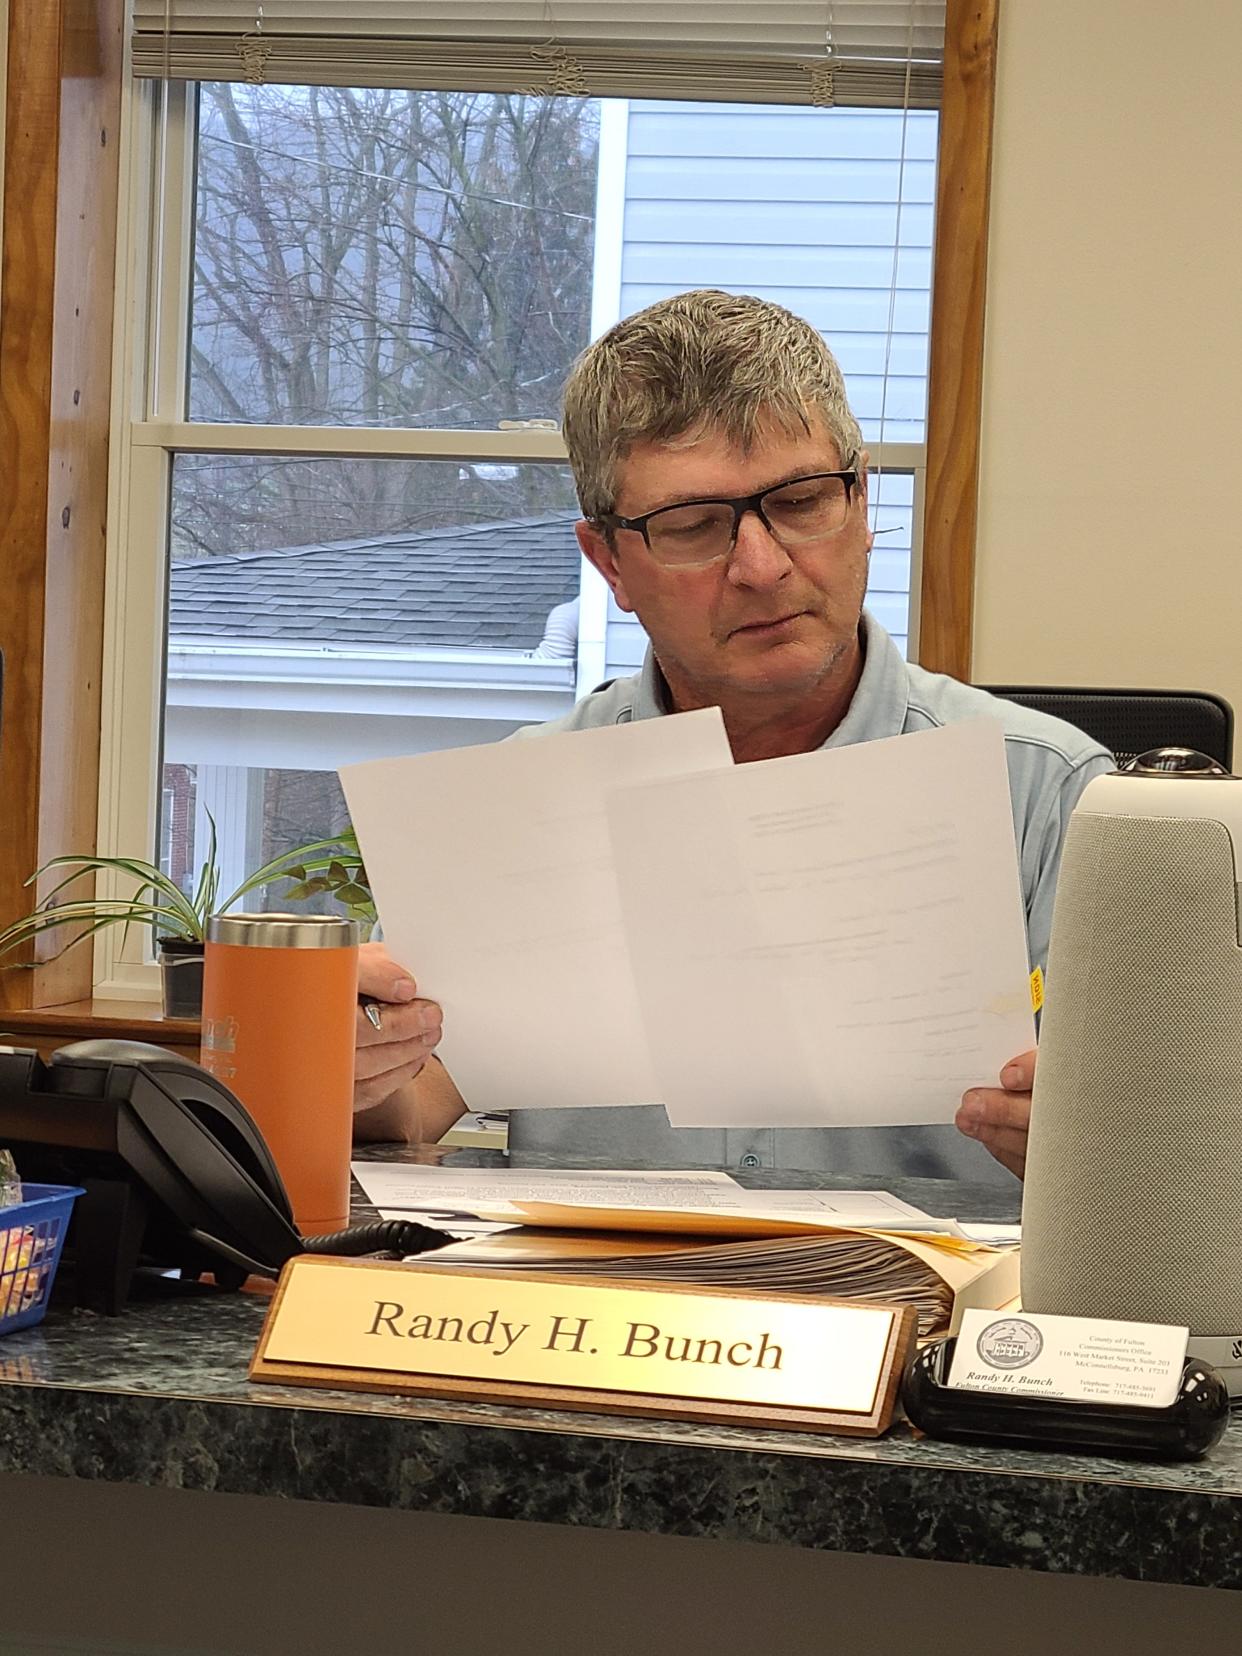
left=431, top=1203, right=1019, bottom=1339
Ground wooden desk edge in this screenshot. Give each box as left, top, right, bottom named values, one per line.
left=0, top=999, right=201, bottom=1057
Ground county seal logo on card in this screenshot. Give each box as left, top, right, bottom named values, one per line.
left=976, top=1317, right=1044, bottom=1370
left=950, top=1308, right=1193, bottom=1408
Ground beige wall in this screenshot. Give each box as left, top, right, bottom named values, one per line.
left=974, top=0, right=1242, bottom=726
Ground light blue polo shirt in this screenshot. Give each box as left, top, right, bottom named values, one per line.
left=508, top=613, right=1114, bottom=1187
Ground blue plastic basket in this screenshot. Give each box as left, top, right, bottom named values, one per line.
left=0, top=1184, right=83, bottom=1335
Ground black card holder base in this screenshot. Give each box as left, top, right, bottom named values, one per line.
left=902, top=1337, right=1230, bottom=1461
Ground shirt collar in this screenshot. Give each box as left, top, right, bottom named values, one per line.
left=630, top=649, right=672, bottom=721
left=819, top=610, right=910, bottom=749
left=629, top=610, right=910, bottom=746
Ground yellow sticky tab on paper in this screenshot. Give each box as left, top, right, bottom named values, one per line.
left=1030, top=965, right=1045, bottom=1013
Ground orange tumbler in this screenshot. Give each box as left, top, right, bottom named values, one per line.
left=201, top=913, right=360, bottom=1236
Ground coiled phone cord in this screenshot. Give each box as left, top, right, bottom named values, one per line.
left=301, top=1218, right=451, bottom=1259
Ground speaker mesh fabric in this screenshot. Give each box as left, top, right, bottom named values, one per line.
left=1021, top=811, right=1242, bottom=1335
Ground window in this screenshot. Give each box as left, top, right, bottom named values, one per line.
left=99, top=9, right=944, bottom=995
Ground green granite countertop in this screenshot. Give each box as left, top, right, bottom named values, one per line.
left=0, top=1149, right=1239, bottom=1589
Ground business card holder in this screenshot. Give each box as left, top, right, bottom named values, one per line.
left=902, top=1337, right=1229, bottom=1460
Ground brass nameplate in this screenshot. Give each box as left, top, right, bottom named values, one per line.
left=250, top=1257, right=916, bottom=1435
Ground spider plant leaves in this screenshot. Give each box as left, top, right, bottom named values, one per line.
left=0, top=820, right=375, bottom=967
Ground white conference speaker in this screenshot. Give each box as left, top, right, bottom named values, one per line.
left=1021, top=748, right=1242, bottom=1359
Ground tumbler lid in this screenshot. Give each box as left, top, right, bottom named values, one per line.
left=206, top=912, right=360, bottom=948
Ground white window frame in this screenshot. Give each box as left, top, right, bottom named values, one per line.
left=96, top=77, right=926, bottom=1001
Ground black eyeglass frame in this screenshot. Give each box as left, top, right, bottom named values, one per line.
left=594, top=468, right=861, bottom=559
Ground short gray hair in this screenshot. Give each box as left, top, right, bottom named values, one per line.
left=562, top=289, right=864, bottom=522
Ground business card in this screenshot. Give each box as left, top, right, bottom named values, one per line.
left=948, top=1309, right=1189, bottom=1409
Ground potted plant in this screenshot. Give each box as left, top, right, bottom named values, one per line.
left=0, top=819, right=375, bottom=1018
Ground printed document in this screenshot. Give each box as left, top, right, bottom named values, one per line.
left=608, top=719, right=1034, bottom=1127
left=342, top=713, right=1034, bottom=1126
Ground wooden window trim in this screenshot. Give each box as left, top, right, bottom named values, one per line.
left=0, top=0, right=998, bottom=1013
left=919, top=0, right=999, bottom=679
left=0, top=0, right=123, bottom=1012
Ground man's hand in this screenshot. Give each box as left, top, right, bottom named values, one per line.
left=354, top=941, right=443, bottom=1116
left=955, top=1048, right=1036, bottom=1179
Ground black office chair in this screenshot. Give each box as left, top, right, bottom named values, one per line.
left=977, top=686, right=1234, bottom=772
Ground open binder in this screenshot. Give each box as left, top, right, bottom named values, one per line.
left=433, top=1203, right=1019, bottom=1339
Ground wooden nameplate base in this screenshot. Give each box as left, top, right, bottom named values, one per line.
left=250, top=1255, right=917, bottom=1436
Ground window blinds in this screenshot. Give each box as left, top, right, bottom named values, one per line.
left=131, top=2, right=944, bottom=108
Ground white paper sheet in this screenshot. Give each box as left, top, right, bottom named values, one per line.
left=377, top=1211, right=520, bottom=1238
left=352, top=1162, right=737, bottom=1215
left=957, top=1221, right=1022, bottom=1246
left=607, top=719, right=1035, bottom=1128
left=340, top=709, right=734, bottom=1109
left=352, top=1163, right=946, bottom=1234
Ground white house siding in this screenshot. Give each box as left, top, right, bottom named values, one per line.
left=600, top=103, right=935, bottom=682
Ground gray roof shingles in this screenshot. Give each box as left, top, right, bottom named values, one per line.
left=169, top=513, right=582, bottom=651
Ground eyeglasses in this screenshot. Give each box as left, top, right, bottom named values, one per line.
left=596, top=469, right=859, bottom=568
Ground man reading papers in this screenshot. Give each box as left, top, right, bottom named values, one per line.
left=350, top=290, right=1112, bottom=1183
